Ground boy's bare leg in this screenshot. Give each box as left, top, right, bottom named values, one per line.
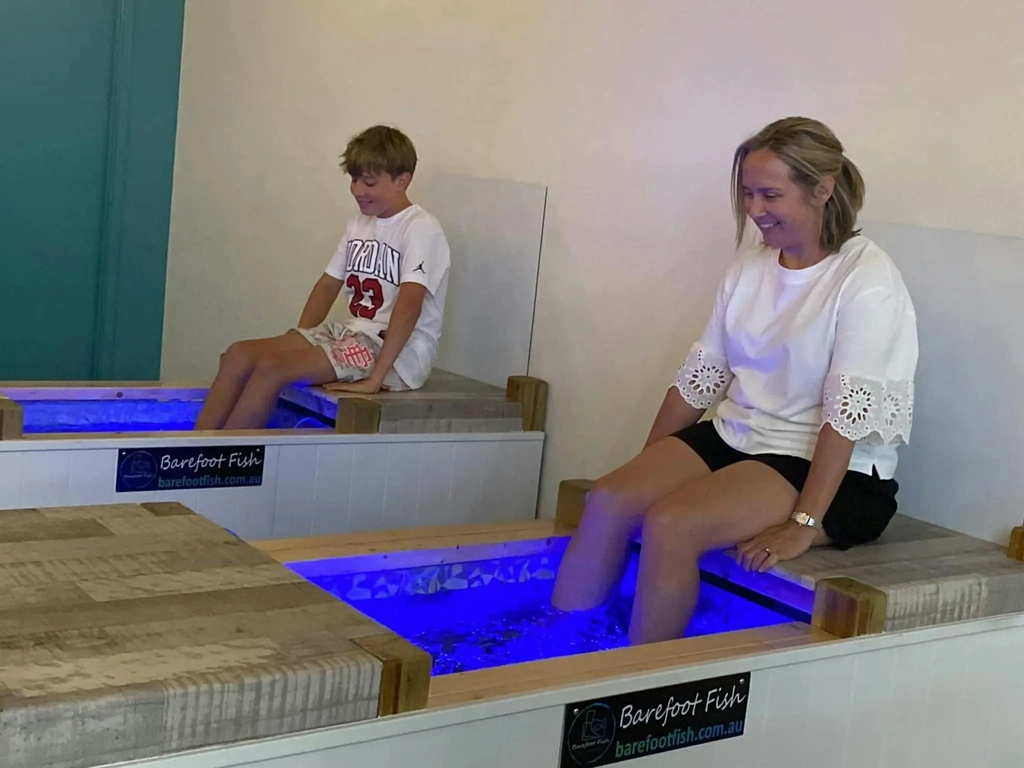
left=221, top=346, right=339, bottom=430
left=194, top=333, right=311, bottom=431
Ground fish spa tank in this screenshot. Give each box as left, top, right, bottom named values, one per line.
left=289, top=537, right=814, bottom=675
left=4, top=388, right=332, bottom=434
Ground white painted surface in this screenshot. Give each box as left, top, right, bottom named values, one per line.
left=114, top=614, right=1024, bottom=768
left=0, top=433, right=544, bottom=539
left=166, top=0, right=1024, bottom=525
left=163, top=164, right=544, bottom=392
left=414, top=173, right=547, bottom=388
left=862, top=221, right=1024, bottom=544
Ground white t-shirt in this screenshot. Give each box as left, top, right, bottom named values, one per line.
left=324, top=204, right=451, bottom=389
left=673, top=235, right=918, bottom=480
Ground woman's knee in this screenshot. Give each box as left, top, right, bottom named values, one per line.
left=641, top=499, right=704, bottom=554
left=578, top=473, right=647, bottom=535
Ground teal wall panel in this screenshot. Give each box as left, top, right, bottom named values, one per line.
left=95, top=0, right=186, bottom=380
left=0, top=0, right=184, bottom=381
left=0, top=1, right=118, bottom=379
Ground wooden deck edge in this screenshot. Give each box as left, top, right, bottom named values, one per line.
left=1, top=425, right=320, bottom=442
left=427, top=623, right=838, bottom=710
left=138, top=502, right=195, bottom=517
left=1008, top=527, right=1024, bottom=561
left=811, top=577, right=887, bottom=638
left=352, top=633, right=432, bottom=716
left=0, top=380, right=210, bottom=392
left=0, top=395, right=24, bottom=441
left=505, top=376, right=548, bottom=432
left=334, top=398, right=382, bottom=434
left=555, top=478, right=594, bottom=529
left=254, top=519, right=566, bottom=563
left=0, top=387, right=211, bottom=403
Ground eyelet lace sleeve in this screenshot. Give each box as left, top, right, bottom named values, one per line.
left=674, top=348, right=733, bottom=409
left=823, top=373, right=914, bottom=444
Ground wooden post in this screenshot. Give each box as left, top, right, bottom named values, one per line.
left=555, top=478, right=594, bottom=530
left=352, top=633, right=432, bottom=715
left=335, top=398, right=382, bottom=434
left=506, top=375, right=548, bottom=432
left=1008, top=527, right=1024, bottom=561
left=0, top=396, right=23, bottom=440
left=811, top=577, right=887, bottom=638
left=139, top=502, right=195, bottom=517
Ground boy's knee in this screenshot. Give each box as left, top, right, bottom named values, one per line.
left=249, top=355, right=296, bottom=387
left=221, top=341, right=251, bottom=367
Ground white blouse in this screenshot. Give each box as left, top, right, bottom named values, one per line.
left=674, top=235, right=918, bottom=480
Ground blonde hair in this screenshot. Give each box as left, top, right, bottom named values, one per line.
left=731, top=117, right=865, bottom=251
left=340, top=125, right=418, bottom=180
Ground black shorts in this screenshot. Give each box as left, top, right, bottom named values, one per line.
left=672, top=420, right=898, bottom=550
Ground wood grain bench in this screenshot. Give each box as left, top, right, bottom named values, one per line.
left=282, top=369, right=548, bottom=435
left=0, top=502, right=430, bottom=768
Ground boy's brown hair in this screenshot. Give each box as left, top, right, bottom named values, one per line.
left=340, top=125, right=418, bottom=180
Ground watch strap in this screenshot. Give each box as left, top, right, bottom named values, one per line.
left=790, top=510, right=822, bottom=529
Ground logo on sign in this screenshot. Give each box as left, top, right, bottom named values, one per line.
left=117, top=450, right=159, bottom=491
left=565, top=703, right=617, bottom=766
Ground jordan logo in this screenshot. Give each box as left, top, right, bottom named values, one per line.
left=413, top=261, right=426, bottom=274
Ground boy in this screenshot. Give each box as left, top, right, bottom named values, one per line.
left=194, top=125, right=451, bottom=430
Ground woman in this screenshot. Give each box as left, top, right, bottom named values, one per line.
left=551, top=117, right=919, bottom=646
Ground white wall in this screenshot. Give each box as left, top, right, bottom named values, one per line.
left=164, top=0, right=1024, bottom=525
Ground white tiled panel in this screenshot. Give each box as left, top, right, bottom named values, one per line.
left=0, top=433, right=544, bottom=539
left=415, top=172, right=548, bottom=389
left=0, top=451, right=23, bottom=508
left=136, top=616, right=1024, bottom=768
left=861, top=221, right=1024, bottom=545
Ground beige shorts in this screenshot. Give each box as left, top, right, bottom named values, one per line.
left=294, top=323, right=410, bottom=391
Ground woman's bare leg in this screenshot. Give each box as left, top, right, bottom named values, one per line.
left=222, top=346, right=338, bottom=430
left=551, top=436, right=712, bottom=612
left=628, top=461, right=800, bottom=645
left=194, top=332, right=311, bottom=431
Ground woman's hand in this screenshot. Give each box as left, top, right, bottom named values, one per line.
left=735, top=520, right=817, bottom=573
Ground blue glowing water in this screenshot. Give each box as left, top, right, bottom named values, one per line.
left=19, top=399, right=331, bottom=434
left=304, top=553, right=802, bottom=676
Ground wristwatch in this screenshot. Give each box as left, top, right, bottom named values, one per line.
left=790, top=510, right=822, bottom=529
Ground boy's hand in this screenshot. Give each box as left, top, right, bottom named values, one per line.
left=358, top=283, right=425, bottom=392
left=332, top=378, right=384, bottom=395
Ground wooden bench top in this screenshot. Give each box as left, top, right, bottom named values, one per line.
left=0, top=502, right=429, bottom=768
left=770, top=513, right=1024, bottom=631
left=282, top=369, right=547, bottom=434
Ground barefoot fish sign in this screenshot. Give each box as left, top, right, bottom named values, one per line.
left=560, top=672, right=750, bottom=766
left=116, top=446, right=265, bottom=493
